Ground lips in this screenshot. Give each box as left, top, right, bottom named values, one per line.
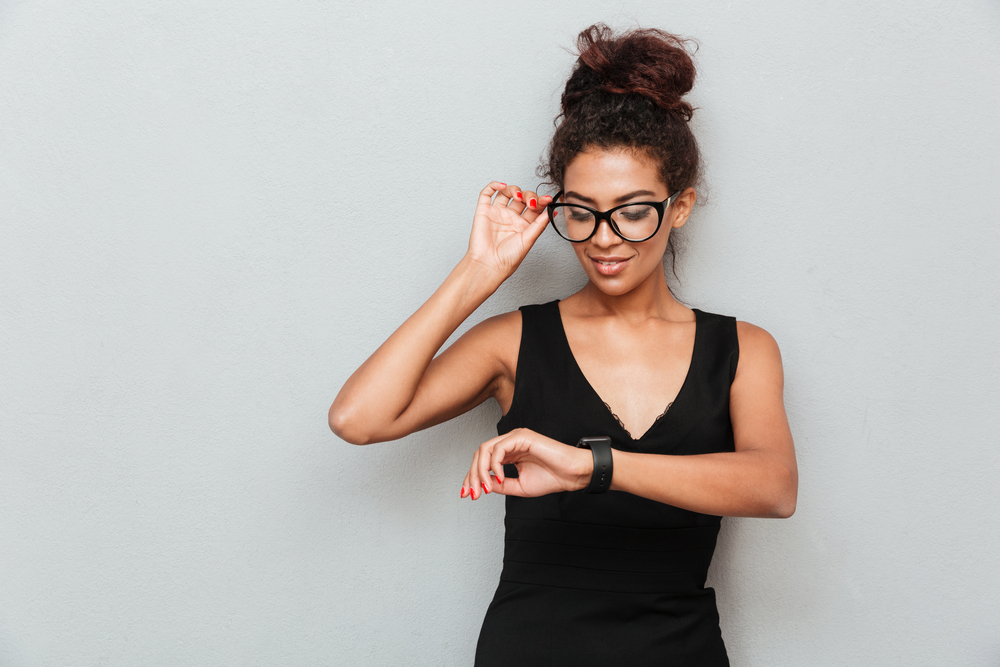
left=590, top=256, right=632, bottom=276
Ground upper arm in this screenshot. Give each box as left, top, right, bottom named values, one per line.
left=384, top=310, right=521, bottom=440
left=730, top=322, right=797, bottom=480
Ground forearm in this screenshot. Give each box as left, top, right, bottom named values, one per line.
left=608, top=449, right=797, bottom=518
left=329, top=256, right=499, bottom=444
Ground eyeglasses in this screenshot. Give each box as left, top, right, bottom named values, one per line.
left=546, top=190, right=681, bottom=243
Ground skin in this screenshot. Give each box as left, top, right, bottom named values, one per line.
left=329, top=147, right=797, bottom=518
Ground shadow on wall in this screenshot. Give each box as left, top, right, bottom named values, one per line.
left=709, top=514, right=838, bottom=655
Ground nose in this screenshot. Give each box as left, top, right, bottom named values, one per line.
left=591, top=217, right=623, bottom=248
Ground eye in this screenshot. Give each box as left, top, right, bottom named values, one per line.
left=618, top=205, right=654, bottom=221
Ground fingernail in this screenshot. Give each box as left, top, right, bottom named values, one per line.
left=529, top=198, right=537, bottom=208
left=515, top=191, right=522, bottom=200
left=460, top=487, right=467, bottom=498
left=482, top=481, right=489, bottom=495
left=498, top=182, right=507, bottom=187
left=494, top=475, right=502, bottom=485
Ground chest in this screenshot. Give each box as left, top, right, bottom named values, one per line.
left=562, top=318, right=696, bottom=440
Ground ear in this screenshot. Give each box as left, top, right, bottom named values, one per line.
left=669, top=188, right=697, bottom=229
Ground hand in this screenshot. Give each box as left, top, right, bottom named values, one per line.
left=466, top=182, right=552, bottom=284
left=460, top=428, right=592, bottom=500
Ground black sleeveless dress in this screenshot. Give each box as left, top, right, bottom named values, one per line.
left=474, top=301, right=737, bottom=667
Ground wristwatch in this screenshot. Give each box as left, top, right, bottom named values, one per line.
left=575, top=436, right=613, bottom=494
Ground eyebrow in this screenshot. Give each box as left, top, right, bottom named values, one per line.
left=563, top=190, right=660, bottom=205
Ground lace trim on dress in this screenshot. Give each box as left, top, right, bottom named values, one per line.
left=602, top=401, right=674, bottom=441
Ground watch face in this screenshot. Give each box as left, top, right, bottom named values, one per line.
left=577, top=436, right=611, bottom=449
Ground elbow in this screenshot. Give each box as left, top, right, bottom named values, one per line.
left=328, top=403, right=374, bottom=445
left=769, top=468, right=798, bottom=519
left=772, top=493, right=796, bottom=519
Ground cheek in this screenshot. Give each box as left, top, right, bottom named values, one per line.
left=646, top=230, right=672, bottom=258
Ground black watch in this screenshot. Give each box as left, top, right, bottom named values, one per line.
left=575, top=436, right=613, bottom=494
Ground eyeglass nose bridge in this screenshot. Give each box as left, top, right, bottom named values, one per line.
left=591, top=210, right=627, bottom=242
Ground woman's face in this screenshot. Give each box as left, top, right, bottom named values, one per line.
left=560, top=147, right=693, bottom=297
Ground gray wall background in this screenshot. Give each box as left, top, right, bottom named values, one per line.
left=2, top=1, right=998, bottom=665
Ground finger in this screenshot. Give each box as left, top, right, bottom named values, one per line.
left=518, top=191, right=551, bottom=213
left=489, top=437, right=517, bottom=486
left=517, top=194, right=554, bottom=224
left=477, top=181, right=509, bottom=209
left=492, top=475, right=526, bottom=497
left=470, top=441, right=503, bottom=498
left=475, top=433, right=508, bottom=495
left=478, top=441, right=495, bottom=494
left=461, top=469, right=471, bottom=499
left=519, top=190, right=539, bottom=211
left=507, top=187, right=527, bottom=213
left=469, top=448, right=482, bottom=499
left=496, top=185, right=528, bottom=212
left=519, top=207, right=551, bottom=249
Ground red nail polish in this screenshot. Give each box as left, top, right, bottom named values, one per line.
left=460, top=487, right=467, bottom=498
left=494, top=475, right=502, bottom=485
left=529, top=198, right=537, bottom=208
left=482, top=481, right=489, bottom=494
left=498, top=182, right=507, bottom=187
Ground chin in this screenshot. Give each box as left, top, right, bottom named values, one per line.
left=587, top=274, right=639, bottom=296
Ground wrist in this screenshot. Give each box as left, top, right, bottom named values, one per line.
left=455, top=255, right=504, bottom=296
left=448, top=256, right=502, bottom=306
left=573, top=447, right=593, bottom=491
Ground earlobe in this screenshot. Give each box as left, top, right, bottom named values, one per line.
left=671, top=206, right=691, bottom=229
left=670, top=208, right=690, bottom=230
left=671, top=187, right=697, bottom=229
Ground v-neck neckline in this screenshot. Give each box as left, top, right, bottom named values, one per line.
left=553, top=301, right=701, bottom=442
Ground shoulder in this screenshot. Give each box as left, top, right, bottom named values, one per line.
left=456, top=309, right=523, bottom=377
left=477, top=300, right=563, bottom=338
left=734, top=320, right=784, bottom=385
left=466, top=301, right=563, bottom=377
left=467, top=309, right=522, bottom=344
left=459, top=309, right=521, bottom=352
left=462, top=299, right=561, bottom=345
left=735, top=321, right=781, bottom=356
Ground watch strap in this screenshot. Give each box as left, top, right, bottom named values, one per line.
left=575, top=436, right=613, bottom=494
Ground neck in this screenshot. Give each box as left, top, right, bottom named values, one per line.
left=576, top=266, right=689, bottom=322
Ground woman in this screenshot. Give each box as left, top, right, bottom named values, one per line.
left=330, top=24, right=797, bottom=666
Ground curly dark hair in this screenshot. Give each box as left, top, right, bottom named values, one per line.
left=541, top=24, right=701, bottom=272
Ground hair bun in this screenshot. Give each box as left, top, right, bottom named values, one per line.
left=564, top=24, right=697, bottom=121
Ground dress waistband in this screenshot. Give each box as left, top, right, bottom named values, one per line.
left=499, top=517, right=719, bottom=594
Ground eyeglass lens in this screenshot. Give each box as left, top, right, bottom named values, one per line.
left=550, top=203, right=660, bottom=242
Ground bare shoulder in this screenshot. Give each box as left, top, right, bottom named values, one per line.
left=736, top=321, right=781, bottom=355
left=734, top=321, right=784, bottom=385
left=463, top=310, right=521, bottom=351
left=448, top=309, right=522, bottom=379
left=467, top=309, right=522, bottom=338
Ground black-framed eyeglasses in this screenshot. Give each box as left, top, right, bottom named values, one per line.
left=546, top=190, right=681, bottom=243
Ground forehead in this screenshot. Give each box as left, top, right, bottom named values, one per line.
left=563, top=147, right=665, bottom=199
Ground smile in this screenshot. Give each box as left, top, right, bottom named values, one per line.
left=591, top=257, right=631, bottom=276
